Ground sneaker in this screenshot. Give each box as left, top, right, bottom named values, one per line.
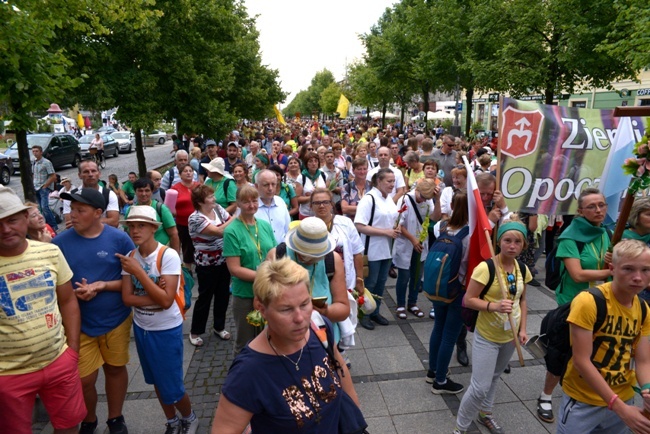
left=431, top=378, right=464, bottom=394
left=478, top=412, right=504, bottom=434
left=453, top=429, right=467, bottom=434
left=537, top=397, right=555, bottom=423
left=164, top=422, right=181, bottom=434
left=107, top=415, right=128, bottom=434
left=425, top=368, right=451, bottom=384
left=180, top=417, right=200, bottom=434
left=429, top=308, right=435, bottom=319
left=80, top=420, right=98, bottom=434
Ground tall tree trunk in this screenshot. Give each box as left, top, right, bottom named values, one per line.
left=17, top=129, right=36, bottom=202
left=381, top=102, right=387, bottom=129
left=134, top=128, right=147, bottom=178
left=400, top=103, right=406, bottom=131
left=465, top=87, right=474, bottom=137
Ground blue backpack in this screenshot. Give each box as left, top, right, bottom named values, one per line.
left=423, top=222, right=469, bottom=303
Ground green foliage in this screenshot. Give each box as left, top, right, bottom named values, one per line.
left=319, top=82, right=342, bottom=114
left=283, top=70, right=335, bottom=118
left=468, top=0, right=636, bottom=103
left=598, top=0, right=650, bottom=72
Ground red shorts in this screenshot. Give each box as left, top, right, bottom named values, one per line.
left=0, top=347, right=86, bottom=433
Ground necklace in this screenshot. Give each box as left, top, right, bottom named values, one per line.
left=239, top=217, right=262, bottom=261
left=267, top=329, right=305, bottom=371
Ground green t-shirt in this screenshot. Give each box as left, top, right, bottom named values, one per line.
left=205, top=177, right=237, bottom=209
left=223, top=218, right=277, bottom=298
left=555, top=234, right=610, bottom=306
left=122, top=181, right=135, bottom=200
left=126, top=200, right=176, bottom=245
left=278, top=183, right=296, bottom=209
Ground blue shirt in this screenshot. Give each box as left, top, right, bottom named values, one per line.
left=53, top=225, right=135, bottom=336
left=255, top=196, right=291, bottom=245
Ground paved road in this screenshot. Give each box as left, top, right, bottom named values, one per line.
left=8, top=141, right=176, bottom=201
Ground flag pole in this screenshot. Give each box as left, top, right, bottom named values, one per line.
left=610, top=108, right=650, bottom=245
left=485, top=228, right=526, bottom=366
left=492, top=95, right=505, bottom=252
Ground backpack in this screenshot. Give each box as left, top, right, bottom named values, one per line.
left=276, top=242, right=335, bottom=282
left=222, top=177, right=233, bottom=199
left=545, top=228, right=612, bottom=292
left=128, top=245, right=193, bottom=319
left=540, top=286, right=647, bottom=383
left=423, top=222, right=469, bottom=303
left=460, top=258, right=528, bottom=332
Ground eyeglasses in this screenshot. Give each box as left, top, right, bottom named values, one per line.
left=582, top=203, right=608, bottom=211
left=506, top=272, right=517, bottom=297
left=311, top=200, right=331, bottom=207
left=307, top=148, right=314, bottom=151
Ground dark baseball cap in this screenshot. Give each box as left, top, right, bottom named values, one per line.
left=60, top=188, right=107, bottom=212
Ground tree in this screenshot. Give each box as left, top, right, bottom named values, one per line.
left=319, top=82, right=342, bottom=115
left=468, top=0, right=637, bottom=104
left=305, top=70, right=336, bottom=117
left=0, top=0, right=88, bottom=200
left=283, top=90, right=309, bottom=118
left=598, top=0, right=650, bottom=72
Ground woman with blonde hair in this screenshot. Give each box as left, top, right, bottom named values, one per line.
left=212, top=258, right=362, bottom=433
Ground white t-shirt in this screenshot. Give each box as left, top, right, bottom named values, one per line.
left=329, top=215, right=364, bottom=289
left=122, top=243, right=183, bottom=331
left=392, top=192, right=435, bottom=269
left=367, top=165, right=406, bottom=199
left=62, top=185, right=119, bottom=218
left=354, top=188, right=398, bottom=261
left=298, top=174, right=326, bottom=217
left=439, top=186, right=454, bottom=216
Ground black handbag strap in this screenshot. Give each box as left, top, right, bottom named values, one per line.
left=406, top=193, right=423, bottom=225
left=363, top=194, right=376, bottom=255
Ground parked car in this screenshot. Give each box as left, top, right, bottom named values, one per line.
left=7, top=133, right=81, bottom=174
left=96, top=125, right=117, bottom=134
left=78, top=134, right=119, bottom=159
left=145, top=130, right=169, bottom=145
left=0, top=153, right=12, bottom=185
left=112, top=131, right=135, bottom=153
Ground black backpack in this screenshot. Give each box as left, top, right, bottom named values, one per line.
left=461, top=258, right=527, bottom=332
left=276, top=242, right=336, bottom=282
left=540, top=286, right=647, bottom=383
left=545, top=228, right=612, bottom=292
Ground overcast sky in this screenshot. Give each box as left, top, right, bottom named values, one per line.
left=244, top=0, right=397, bottom=108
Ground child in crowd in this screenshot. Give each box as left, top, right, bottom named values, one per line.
left=117, top=206, right=199, bottom=434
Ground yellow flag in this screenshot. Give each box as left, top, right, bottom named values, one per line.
left=274, top=105, right=286, bottom=126
left=336, top=94, right=350, bottom=118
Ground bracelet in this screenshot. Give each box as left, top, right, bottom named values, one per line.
left=608, top=394, right=618, bottom=410
left=356, top=277, right=364, bottom=283
left=486, top=302, right=491, bottom=313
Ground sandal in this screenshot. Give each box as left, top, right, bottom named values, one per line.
left=214, top=329, right=231, bottom=340
left=408, top=305, right=424, bottom=318
left=189, top=335, right=204, bottom=347
left=396, top=307, right=407, bottom=319
left=429, top=308, right=435, bottom=319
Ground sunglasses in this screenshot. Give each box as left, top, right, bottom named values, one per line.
left=506, top=272, right=516, bottom=297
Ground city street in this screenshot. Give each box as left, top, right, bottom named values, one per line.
left=8, top=140, right=175, bottom=200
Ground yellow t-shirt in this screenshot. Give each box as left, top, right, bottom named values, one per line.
left=563, top=283, right=650, bottom=405
left=471, top=260, right=531, bottom=343
left=0, top=241, right=74, bottom=375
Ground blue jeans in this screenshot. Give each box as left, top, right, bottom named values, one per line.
left=365, top=258, right=392, bottom=316
left=37, top=187, right=58, bottom=231
left=428, top=296, right=464, bottom=382
left=395, top=250, right=422, bottom=307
